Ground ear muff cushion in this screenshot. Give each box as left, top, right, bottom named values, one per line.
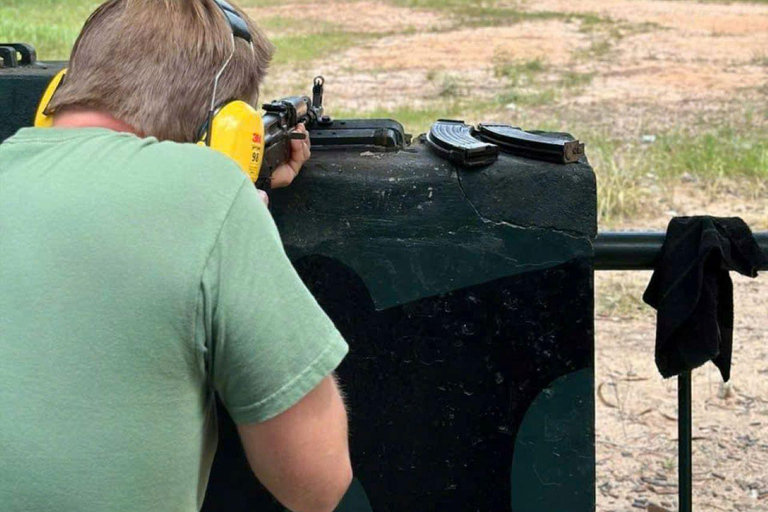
left=205, top=100, right=265, bottom=183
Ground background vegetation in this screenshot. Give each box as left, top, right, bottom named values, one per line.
left=2, top=0, right=766, bottom=228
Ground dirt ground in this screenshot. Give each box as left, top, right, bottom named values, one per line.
left=250, top=1, right=768, bottom=510
left=252, top=0, right=768, bottom=119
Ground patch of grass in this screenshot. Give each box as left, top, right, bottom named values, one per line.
left=751, top=55, right=768, bottom=66
left=595, top=273, right=650, bottom=319
left=437, top=74, right=463, bottom=98
left=270, top=30, right=376, bottom=65
left=494, top=57, right=546, bottom=79
left=258, top=15, right=305, bottom=33
left=576, top=12, right=614, bottom=33
left=460, top=8, right=568, bottom=28
left=0, top=0, right=100, bottom=59
left=492, top=56, right=558, bottom=107
left=661, top=458, right=676, bottom=473
left=558, top=70, right=595, bottom=89
left=0, top=0, right=371, bottom=61
left=333, top=99, right=498, bottom=136
left=587, top=125, right=768, bottom=224
left=386, top=0, right=572, bottom=28
left=574, top=15, right=657, bottom=64
left=622, top=21, right=662, bottom=36
left=586, top=39, right=614, bottom=59
left=494, top=57, right=548, bottom=86
left=649, top=128, right=768, bottom=181
left=498, top=88, right=557, bottom=107
left=589, top=137, right=650, bottom=224
left=259, top=15, right=383, bottom=65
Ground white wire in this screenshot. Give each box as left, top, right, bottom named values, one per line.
left=210, top=33, right=236, bottom=112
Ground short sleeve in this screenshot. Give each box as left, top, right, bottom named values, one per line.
left=202, top=181, right=349, bottom=425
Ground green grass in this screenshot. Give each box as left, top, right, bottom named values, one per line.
left=334, top=99, right=499, bottom=135
left=386, top=0, right=576, bottom=27
left=558, top=71, right=595, bottom=89
left=492, top=57, right=556, bottom=106
left=596, top=272, right=649, bottom=319
left=649, top=128, right=768, bottom=180
left=270, top=30, right=376, bottom=65
left=497, top=88, right=558, bottom=107
left=0, top=0, right=100, bottom=59
left=588, top=137, right=652, bottom=224
left=586, top=127, right=768, bottom=223
left=494, top=58, right=547, bottom=81
left=0, top=0, right=374, bottom=63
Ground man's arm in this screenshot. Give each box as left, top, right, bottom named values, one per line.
left=202, top=148, right=350, bottom=509
left=237, top=375, right=352, bottom=512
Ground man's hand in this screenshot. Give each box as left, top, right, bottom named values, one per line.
left=270, top=123, right=311, bottom=189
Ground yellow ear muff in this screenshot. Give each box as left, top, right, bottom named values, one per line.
left=199, top=101, right=266, bottom=184
left=35, top=68, right=68, bottom=128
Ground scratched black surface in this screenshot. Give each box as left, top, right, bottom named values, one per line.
left=265, top=142, right=594, bottom=310
left=204, top=257, right=594, bottom=512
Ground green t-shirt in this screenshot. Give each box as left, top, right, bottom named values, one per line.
left=0, top=127, right=349, bottom=511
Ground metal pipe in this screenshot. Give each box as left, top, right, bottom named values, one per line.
left=679, top=371, right=693, bottom=512
left=594, top=232, right=768, bottom=271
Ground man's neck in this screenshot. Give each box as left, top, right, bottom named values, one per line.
left=53, top=109, right=140, bottom=136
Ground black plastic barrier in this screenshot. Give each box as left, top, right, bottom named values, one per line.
left=3, top=61, right=597, bottom=512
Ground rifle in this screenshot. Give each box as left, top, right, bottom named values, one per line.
left=257, top=76, right=328, bottom=188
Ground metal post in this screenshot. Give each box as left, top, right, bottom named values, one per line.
left=679, top=371, right=693, bottom=512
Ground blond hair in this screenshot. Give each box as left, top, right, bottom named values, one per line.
left=47, top=0, right=274, bottom=143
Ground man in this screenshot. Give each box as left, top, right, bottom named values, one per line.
left=0, top=1, right=352, bottom=511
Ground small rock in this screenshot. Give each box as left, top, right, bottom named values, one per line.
left=681, top=172, right=696, bottom=183
left=505, top=103, right=518, bottom=111
left=642, top=134, right=657, bottom=144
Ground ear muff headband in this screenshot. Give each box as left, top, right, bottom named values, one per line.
left=214, top=0, right=252, bottom=43
left=203, top=0, right=254, bottom=147
left=198, top=0, right=265, bottom=185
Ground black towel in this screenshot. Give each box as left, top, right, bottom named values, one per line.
left=643, top=217, right=767, bottom=381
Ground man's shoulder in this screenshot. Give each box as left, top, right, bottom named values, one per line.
left=141, top=138, right=248, bottom=188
